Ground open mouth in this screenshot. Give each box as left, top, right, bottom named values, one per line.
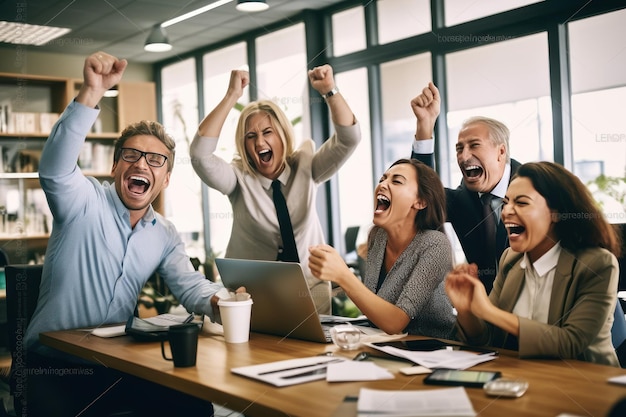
left=463, top=164, right=483, bottom=178
left=375, top=194, right=390, bottom=213
left=259, top=149, right=272, bottom=163
left=128, top=175, right=150, bottom=194
left=505, top=222, right=526, bottom=236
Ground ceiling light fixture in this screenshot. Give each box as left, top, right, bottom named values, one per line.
left=0, top=21, right=70, bottom=46
left=144, top=0, right=237, bottom=52
left=161, top=0, right=235, bottom=27
left=144, top=24, right=172, bottom=52
left=236, top=0, right=269, bottom=12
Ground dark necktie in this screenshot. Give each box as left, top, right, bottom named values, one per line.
left=481, top=193, right=497, bottom=258
left=272, top=180, right=299, bottom=263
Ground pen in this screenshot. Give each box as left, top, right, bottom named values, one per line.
left=184, top=314, right=194, bottom=324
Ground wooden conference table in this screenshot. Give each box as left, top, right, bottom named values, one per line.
left=40, top=322, right=626, bottom=417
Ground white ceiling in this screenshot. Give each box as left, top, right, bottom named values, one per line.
left=0, top=0, right=348, bottom=64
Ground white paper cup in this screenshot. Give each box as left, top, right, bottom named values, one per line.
left=218, top=298, right=253, bottom=343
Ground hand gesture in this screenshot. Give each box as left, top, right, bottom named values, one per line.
left=410, top=82, right=440, bottom=140
left=83, top=52, right=127, bottom=93
left=226, top=69, right=250, bottom=100
left=445, top=263, right=488, bottom=317
left=308, top=244, right=350, bottom=284
left=308, top=64, right=335, bottom=95
left=78, top=52, right=127, bottom=108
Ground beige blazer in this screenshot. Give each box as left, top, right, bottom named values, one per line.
left=465, top=247, right=619, bottom=367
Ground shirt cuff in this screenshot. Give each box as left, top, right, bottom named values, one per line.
left=412, top=138, right=434, bottom=154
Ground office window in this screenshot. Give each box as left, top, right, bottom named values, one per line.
left=380, top=53, right=432, bottom=169
left=569, top=9, right=626, bottom=222
left=160, top=58, right=204, bottom=261
left=445, top=33, right=552, bottom=187
left=332, top=6, right=366, bottom=56
left=256, top=23, right=307, bottom=144
left=444, top=0, right=543, bottom=26
left=202, top=43, right=248, bottom=257
left=335, top=68, right=372, bottom=252
left=377, top=0, right=431, bottom=44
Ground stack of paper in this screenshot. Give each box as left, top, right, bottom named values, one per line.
left=357, top=387, right=476, bottom=417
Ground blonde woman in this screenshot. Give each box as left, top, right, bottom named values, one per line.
left=191, top=65, right=360, bottom=314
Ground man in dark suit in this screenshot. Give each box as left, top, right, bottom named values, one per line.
left=409, top=82, right=521, bottom=293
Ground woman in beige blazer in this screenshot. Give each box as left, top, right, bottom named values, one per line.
left=446, top=161, right=622, bottom=367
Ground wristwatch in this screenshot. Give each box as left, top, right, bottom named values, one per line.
left=322, top=87, right=339, bottom=100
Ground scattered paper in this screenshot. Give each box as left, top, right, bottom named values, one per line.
left=326, top=361, right=394, bottom=382
left=608, top=375, right=626, bottom=385
left=90, top=324, right=126, bottom=338
left=366, top=343, right=496, bottom=370
left=357, top=386, right=476, bottom=417
left=231, top=356, right=347, bottom=387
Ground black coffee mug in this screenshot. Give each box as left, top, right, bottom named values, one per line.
left=160, top=323, right=199, bottom=367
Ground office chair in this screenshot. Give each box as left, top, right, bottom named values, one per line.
left=4, top=264, right=43, bottom=416
left=344, top=226, right=360, bottom=255
left=0, top=248, right=8, bottom=267
left=4, top=265, right=137, bottom=416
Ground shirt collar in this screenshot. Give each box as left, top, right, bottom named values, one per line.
left=486, top=163, right=511, bottom=200
left=262, top=163, right=292, bottom=191
left=520, top=242, right=561, bottom=275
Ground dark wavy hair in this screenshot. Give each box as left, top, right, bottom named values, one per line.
left=514, top=161, right=622, bottom=257
left=389, top=158, right=447, bottom=232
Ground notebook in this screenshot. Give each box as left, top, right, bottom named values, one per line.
left=215, top=258, right=332, bottom=343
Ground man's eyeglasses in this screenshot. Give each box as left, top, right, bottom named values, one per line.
left=119, top=148, right=168, bottom=168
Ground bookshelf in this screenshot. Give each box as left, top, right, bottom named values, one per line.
left=0, top=72, right=157, bottom=263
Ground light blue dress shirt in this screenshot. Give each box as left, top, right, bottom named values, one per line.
left=25, top=100, right=224, bottom=356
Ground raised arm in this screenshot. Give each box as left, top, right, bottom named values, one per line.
left=308, top=64, right=361, bottom=182
left=410, top=81, right=440, bottom=140
left=197, top=69, right=249, bottom=137
left=308, top=64, right=355, bottom=127
left=410, top=82, right=440, bottom=166
left=76, top=51, right=127, bottom=109
left=191, top=70, right=248, bottom=194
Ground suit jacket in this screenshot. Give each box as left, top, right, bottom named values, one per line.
left=472, top=247, right=620, bottom=367
left=411, top=150, right=521, bottom=292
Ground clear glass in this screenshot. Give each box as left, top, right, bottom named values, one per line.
left=377, top=0, right=431, bottom=44
left=444, top=0, right=544, bottom=26
left=332, top=6, right=366, bottom=56
left=569, top=9, right=626, bottom=223
left=202, top=43, right=248, bottom=258
left=445, top=33, right=552, bottom=186
left=380, top=53, right=432, bottom=169
left=335, top=68, right=373, bottom=254
left=160, top=58, right=204, bottom=261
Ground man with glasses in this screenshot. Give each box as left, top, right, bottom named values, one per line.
left=20, top=52, right=230, bottom=417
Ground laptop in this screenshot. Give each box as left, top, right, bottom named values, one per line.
left=215, top=258, right=332, bottom=343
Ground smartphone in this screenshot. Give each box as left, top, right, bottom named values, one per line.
left=423, top=368, right=502, bottom=388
